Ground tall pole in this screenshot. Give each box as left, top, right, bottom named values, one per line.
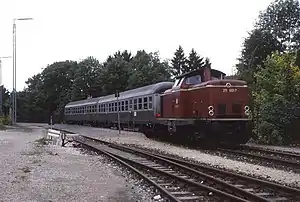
left=12, top=17, right=33, bottom=125
left=12, top=20, right=16, bottom=125
left=14, top=21, right=17, bottom=124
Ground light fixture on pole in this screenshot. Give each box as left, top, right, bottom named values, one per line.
left=12, top=17, right=33, bottom=125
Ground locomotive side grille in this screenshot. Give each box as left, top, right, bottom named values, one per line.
left=232, top=104, right=241, bottom=113
left=218, top=104, right=226, bottom=115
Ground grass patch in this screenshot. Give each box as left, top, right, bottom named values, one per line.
left=35, top=137, right=49, bottom=146
left=0, top=123, right=6, bottom=130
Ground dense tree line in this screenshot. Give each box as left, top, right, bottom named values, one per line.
left=236, top=0, right=300, bottom=145
left=14, top=48, right=210, bottom=123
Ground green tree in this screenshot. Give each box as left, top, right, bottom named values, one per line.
left=254, top=52, right=300, bottom=144
left=237, top=29, right=282, bottom=83
left=257, top=0, right=300, bottom=50
left=101, top=53, right=131, bottom=94
left=171, top=45, right=188, bottom=77
left=187, top=49, right=205, bottom=71
left=70, top=56, right=102, bottom=100
left=127, top=50, right=171, bottom=89
left=237, top=0, right=300, bottom=83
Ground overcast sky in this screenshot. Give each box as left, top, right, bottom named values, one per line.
left=0, top=0, right=272, bottom=91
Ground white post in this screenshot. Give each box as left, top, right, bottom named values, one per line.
left=117, top=96, right=121, bottom=134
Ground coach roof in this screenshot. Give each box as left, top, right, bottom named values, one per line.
left=97, top=81, right=174, bottom=103
left=65, top=81, right=173, bottom=108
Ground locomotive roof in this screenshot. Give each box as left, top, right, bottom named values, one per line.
left=175, top=68, right=226, bottom=79
left=65, top=81, right=174, bottom=108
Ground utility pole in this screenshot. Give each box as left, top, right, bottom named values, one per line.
left=115, top=90, right=121, bottom=134
left=12, top=17, right=33, bottom=125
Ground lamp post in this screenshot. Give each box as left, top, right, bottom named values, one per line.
left=12, top=17, right=33, bottom=125
left=0, top=56, right=11, bottom=117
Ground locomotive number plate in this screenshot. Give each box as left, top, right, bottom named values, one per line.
left=223, top=88, right=237, bottom=93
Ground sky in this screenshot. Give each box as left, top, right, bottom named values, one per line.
left=0, top=0, right=273, bottom=91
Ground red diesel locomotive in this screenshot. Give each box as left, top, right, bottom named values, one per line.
left=144, top=67, right=252, bottom=144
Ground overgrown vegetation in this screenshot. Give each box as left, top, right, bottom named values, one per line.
left=236, top=0, right=300, bottom=145
left=0, top=115, right=11, bottom=130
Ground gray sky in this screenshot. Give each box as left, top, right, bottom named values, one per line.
left=0, top=0, right=272, bottom=91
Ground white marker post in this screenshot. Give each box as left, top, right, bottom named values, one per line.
left=115, top=90, right=121, bottom=134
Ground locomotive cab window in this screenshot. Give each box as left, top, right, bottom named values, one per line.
left=172, top=78, right=183, bottom=88
left=186, top=75, right=201, bottom=85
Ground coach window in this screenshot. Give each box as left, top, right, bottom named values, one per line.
left=125, top=100, right=128, bottom=111
left=148, top=96, right=153, bottom=109
left=114, top=102, right=117, bottom=112
left=134, top=99, right=137, bottom=110
left=121, top=101, right=125, bottom=111
left=118, top=101, right=121, bottom=111
left=129, top=100, right=133, bottom=110
left=143, top=97, right=148, bottom=109
left=108, top=103, right=111, bottom=112
left=138, top=98, right=143, bottom=110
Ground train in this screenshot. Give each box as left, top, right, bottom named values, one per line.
left=64, top=66, right=252, bottom=145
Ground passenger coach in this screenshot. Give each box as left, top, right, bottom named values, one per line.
left=64, top=82, right=174, bottom=129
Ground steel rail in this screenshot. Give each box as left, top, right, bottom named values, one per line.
left=74, top=137, right=249, bottom=202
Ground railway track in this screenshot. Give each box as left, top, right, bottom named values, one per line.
left=64, top=134, right=300, bottom=201
left=217, top=145, right=300, bottom=171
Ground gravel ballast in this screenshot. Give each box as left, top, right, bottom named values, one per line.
left=34, top=123, right=300, bottom=188
left=0, top=125, right=154, bottom=201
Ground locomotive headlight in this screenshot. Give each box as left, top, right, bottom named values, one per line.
left=208, top=106, right=214, bottom=111
left=244, top=105, right=250, bottom=116
left=208, top=105, right=214, bottom=116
